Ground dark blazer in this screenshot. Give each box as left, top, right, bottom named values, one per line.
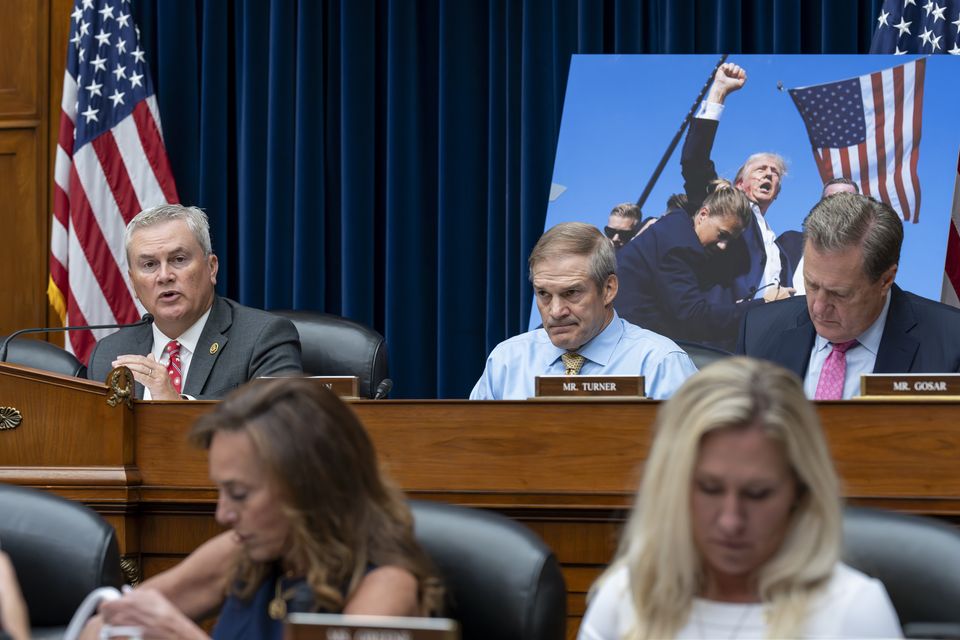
left=681, top=117, right=800, bottom=291
left=87, top=296, right=302, bottom=399
left=615, top=210, right=762, bottom=352
left=737, top=284, right=960, bottom=377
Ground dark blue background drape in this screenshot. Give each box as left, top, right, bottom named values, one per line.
left=129, top=0, right=882, bottom=398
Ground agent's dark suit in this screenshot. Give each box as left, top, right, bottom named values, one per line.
left=87, top=296, right=302, bottom=398
left=681, top=117, right=799, bottom=292
left=737, top=285, right=960, bottom=376
left=615, top=210, right=761, bottom=352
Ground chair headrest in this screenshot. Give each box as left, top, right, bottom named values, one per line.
left=0, top=484, right=123, bottom=627
left=270, top=311, right=388, bottom=399
left=1, top=337, right=86, bottom=378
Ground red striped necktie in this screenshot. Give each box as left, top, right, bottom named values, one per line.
left=165, top=340, right=183, bottom=394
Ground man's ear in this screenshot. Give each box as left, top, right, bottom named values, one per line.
left=208, top=254, right=219, bottom=285
left=128, top=270, right=141, bottom=302
left=878, top=262, right=898, bottom=294
left=603, top=274, right=618, bottom=307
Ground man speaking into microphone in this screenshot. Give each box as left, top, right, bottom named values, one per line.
left=86, top=204, right=302, bottom=399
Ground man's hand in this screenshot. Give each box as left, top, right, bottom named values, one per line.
left=112, top=354, right=180, bottom=400
left=763, top=285, right=795, bottom=302
left=706, top=62, right=747, bottom=105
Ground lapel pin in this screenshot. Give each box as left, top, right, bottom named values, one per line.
left=209, top=342, right=220, bottom=355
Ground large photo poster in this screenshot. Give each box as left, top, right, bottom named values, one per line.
left=536, top=55, right=960, bottom=351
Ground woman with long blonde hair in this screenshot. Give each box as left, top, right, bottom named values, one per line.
left=579, top=358, right=900, bottom=639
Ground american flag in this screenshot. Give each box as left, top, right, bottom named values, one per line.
left=49, top=0, right=178, bottom=363
left=871, top=0, right=960, bottom=307
left=870, top=0, right=960, bottom=54
left=788, top=60, right=926, bottom=225
left=944, top=154, right=960, bottom=306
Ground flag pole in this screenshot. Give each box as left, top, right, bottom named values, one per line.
left=635, top=54, right=728, bottom=212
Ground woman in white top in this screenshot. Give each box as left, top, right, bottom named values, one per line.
left=579, top=357, right=902, bottom=639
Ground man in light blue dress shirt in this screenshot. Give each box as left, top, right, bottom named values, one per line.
left=470, top=222, right=698, bottom=400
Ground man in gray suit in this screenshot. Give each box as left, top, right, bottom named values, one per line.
left=87, top=204, right=301, bottom=399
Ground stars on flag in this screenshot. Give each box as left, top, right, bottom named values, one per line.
left=873, top=0, right=960, bottom=53
left=894, top=16, right=912, bottom=35
left=65, top=0, right=151, bottom=146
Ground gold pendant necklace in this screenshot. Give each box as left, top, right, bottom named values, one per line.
left=268, top=576, right=288, bottom=620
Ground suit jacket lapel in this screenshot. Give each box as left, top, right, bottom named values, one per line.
left=772, top=305, right=817, bottom=378
left=183, top=297, right=231, bottom=396
left=874, top=285, right=919, bottom=373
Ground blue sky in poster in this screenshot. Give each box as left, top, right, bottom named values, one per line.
left=533, top=54, right=959, bottom=331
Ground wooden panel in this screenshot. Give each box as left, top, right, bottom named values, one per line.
left=5, top=374, right=960, bottom=638
left=0, top=0, right=46, bottom=119
left=0, top=128, right=47, bottom=334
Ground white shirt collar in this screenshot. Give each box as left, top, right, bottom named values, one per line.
left=150, top=307, right=213, bottom=360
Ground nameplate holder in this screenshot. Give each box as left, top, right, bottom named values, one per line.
left=257, top=375, right=359, bottom=398
left=535, top=375, right=644, bottom=398
left=306, top=376, right=359, bottom=398
left=860, top=373, right=960, bottom=398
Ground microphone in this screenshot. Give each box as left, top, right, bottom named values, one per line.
left=373, top=378, right=393, bottom=400
left=0, top=313, right=154, bottom=363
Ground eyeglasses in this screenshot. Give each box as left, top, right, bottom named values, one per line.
left=604, top=225, right=639, bottom=242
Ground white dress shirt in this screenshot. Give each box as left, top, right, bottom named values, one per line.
left=143, top=308, right=212, bottom=400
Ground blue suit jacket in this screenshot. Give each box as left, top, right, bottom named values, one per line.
left=736, top=284, right=960, bottom=377
left=87, top=296, right=302, bottom=399
left=615, top=210, right=762, bottom=351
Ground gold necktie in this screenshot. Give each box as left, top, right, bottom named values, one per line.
left=561, top=353, right=586, bottom=375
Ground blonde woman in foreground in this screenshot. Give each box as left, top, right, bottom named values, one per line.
left=578, top=357, right=901, bottom=639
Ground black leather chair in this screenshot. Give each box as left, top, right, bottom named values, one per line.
left=0, top=484, right=123, bottom=639
left=410, top=500, right=566, bottom=640
left=0, top=336, right=86, bottom=378
left=673, top=339, right=732, bottom=370
left=842, top=506, right=960, bottom=639
left=270, top=310, right=388, bottom=399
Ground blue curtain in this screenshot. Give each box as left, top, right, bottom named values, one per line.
left=129, top=0, right=882, bottom=398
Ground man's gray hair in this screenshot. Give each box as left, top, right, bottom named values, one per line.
left=528, top=222, right=616, bottom=291
left=803, top=192, right=903, bottom=282
left=124, top=204, right=213, bottom=256
left=734, top=152, right=788, bottom=185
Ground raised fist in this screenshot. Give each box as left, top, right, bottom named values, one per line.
left=707, top=63, right=747, bottom=104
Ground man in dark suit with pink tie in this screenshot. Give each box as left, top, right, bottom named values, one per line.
left=738, top=192, right=960, bottom=399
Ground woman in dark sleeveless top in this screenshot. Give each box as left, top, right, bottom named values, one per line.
left=94, top=379, right=443, bottom=639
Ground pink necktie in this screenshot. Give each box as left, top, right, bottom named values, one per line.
left=165, top=340, right=183, bottom=394
left=814, top=339, right=859, bottom=400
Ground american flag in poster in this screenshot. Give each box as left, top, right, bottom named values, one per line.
left=787, top=59, right=926, bottom=224
left=871, top=0, right=960, bottom=306
left=49, top=0, right=178, bottom=363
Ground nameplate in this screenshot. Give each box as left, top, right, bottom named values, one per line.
left=860, top=373, right=960, bottom=397
left=535, top=375, right=644, bottom=398
left=285, top=613, right=460, bottom=640
left=306, top=376, right=359, bottom=398
left=257, top=375, right=359, bottom=398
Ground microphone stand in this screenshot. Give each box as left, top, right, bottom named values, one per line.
left=0, top=314, right=154, bottom=363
